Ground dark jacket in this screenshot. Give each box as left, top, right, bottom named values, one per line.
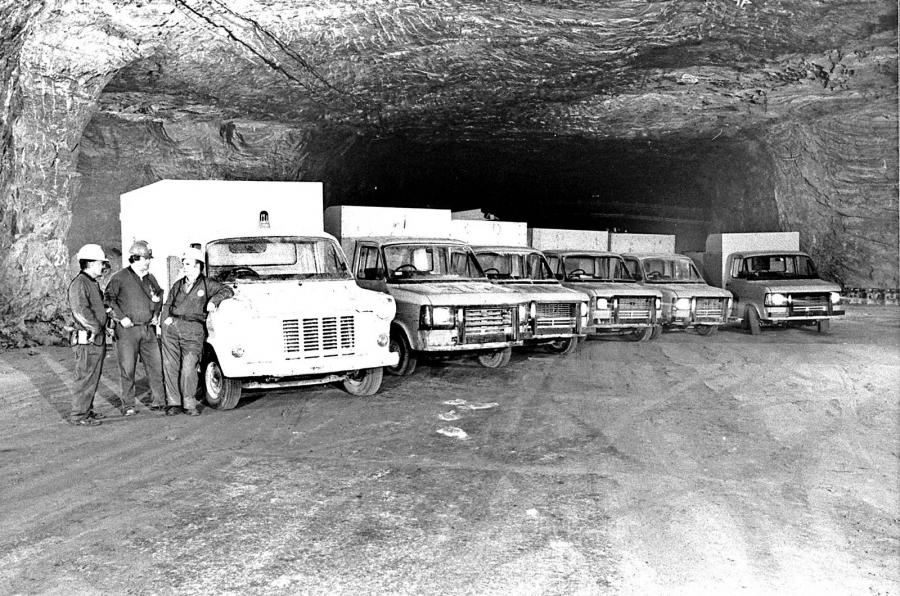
left=163, top=275, right=234, bottom=324
left=104, top=267, right=163, bottom=325
left=68, top=271, right=108, bottom=346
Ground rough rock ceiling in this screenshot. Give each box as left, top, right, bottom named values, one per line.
left=0, top=0, right=897, bottom=341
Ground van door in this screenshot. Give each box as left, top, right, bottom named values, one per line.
left=355, top=243, right=388, bottom=293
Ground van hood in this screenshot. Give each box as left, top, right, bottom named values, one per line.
left=747, top=278, right=841, bottom=294
left=389, top=280, right=525, bottom=306
left=224, top=280, right=388, bottom=316
left=646, top=283, right=732, bottom=299
left=561, top=281, right=661, bottom=299
left=494, top=281, right=588, bottom=302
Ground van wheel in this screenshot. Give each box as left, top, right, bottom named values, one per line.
left=204, top=359, right=242, bottom=410
left=343, top=367, right=384, bottom=396
left=477, top=347, right=512, bottom=368
left=817, top=320, right=831, bottom=334
left=744, top=308, right=761, bottom=335
left=696, top=325, right=718, bottom=336
left=546, top=337, right=578, bottom=355
left=625, top=327, right=653, bottom=342
left=387, top=331, right=417, bottom=376
left=650, top=325, right=663, bottom=340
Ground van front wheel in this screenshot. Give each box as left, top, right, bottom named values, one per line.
left=744, top=308, right=762, bottom=335
left=477, top=347, right=512, bottom=368
left=343, top=367, right=384, bottom=396
left=204, top=360, right=242, bottom=410
left=387, top=331, right=417, bottom=376
left=546, top=337, right=578, bottom=355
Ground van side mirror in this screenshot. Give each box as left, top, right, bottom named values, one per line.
left=555, top=273, right=564, bottom=281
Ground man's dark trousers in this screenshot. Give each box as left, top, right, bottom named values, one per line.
left=161, top=319, right=205, bottom=411
left=116, top=323, right=166, bottom=408
left=70, top=344, right=106, bottom=421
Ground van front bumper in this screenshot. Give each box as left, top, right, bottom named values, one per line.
left=219, top=349, right=398, bottom=378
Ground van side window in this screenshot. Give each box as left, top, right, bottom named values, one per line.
left=356, top=245, right=382, bottom=279
left=624, top=258, right=642, bottom=280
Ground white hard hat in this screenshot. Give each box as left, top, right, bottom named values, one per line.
left=182, top=247, right=205, bottom=263
left=76, top=244, right=109, bottom=262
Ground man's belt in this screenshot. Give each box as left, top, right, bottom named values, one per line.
left=170, top=314, right=205, bottom=323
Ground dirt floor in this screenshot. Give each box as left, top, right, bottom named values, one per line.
left=0, top=306, right=898, bottom=595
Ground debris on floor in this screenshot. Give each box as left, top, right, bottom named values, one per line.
left=436, top=426, right=468, bottom=439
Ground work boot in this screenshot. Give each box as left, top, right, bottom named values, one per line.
left=165, top=406, right=182, bottom=416
left=72, top=417, right=101, bottom=427
left=185, top=408, right=200, bottom=417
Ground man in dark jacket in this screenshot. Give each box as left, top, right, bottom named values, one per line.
left=68, top=244, right=110, bottom=426
left=161, top=247, right=234, bottom=416
left=104, top=240, right=166, bottom=415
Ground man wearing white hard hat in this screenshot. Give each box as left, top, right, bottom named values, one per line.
left=160, top=246, right=233, bottom=416
left=104, top=240, right=166, bottom=416
left=68, top=244, right=110, bottom=426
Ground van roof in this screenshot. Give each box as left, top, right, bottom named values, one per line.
left=350, top=236, right=468, bottom=246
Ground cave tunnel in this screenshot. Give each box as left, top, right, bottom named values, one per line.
left=1, top=0, right=897, bottom=338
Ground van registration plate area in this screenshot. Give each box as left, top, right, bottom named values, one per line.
left=282, top=316, right=356, bottom=359
left=461, top=306, right=514, bottom=344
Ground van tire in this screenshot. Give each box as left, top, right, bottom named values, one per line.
left=478, top=347, right=512, bottom=368
left=696, top=325, right=718, bottom=336
left=650, top=325, right=663, bottom=340
left=546, top=337, right=578, bottom=355
left=204, top=359, right=242, bottom=410
left=387, top=331, right=417, bottom=376
left=817, top=320, right=830, bottom=334
left=625, top=327, right=653, bottom=342
left=343, top=367, right=384, bottom=396
left=745, top=308, right=761, bottom=335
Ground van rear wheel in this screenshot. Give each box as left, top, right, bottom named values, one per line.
left=343, top=367, right=384, bottom=396
left=477, top=347, right=512, bottom=368
left=696, top=325, right=718, bottom=336
left=817, top=320, right=831, bottom=334
left=387, top=331, right=417, bottom=376
left=204, top=360, right=242, bottom=410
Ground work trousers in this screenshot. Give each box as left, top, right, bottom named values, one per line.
left=70, top=343, right=106, bottom=421
left=115, top=323, right=166, bottom=408
left=161, top=319, right=205, bottom=411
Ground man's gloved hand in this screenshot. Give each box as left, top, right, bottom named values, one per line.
left=206, top=302, right=217, bottom=313
left=120, top=316, right=134, bottom=328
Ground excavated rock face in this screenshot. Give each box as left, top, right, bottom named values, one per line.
left=0, top=0, right=897, bottom=344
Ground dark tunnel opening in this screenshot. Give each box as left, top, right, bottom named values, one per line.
left=321, top=134, right=782, bottom=251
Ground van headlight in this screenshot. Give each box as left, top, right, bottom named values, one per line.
left=765, top=293, right=788, bottom=306
left=830, top=292, right=841, bottom=305
left=595, top=297, right=609, bottom=310
left=231, top=346, right=244, bottom=358
left=421, top=305, right=456, bottom=329
left=674, top=298, right=691, bottom=311
left=518, top=303, right=528, bottom=322
left=529, top=301, right=537, bottom=321
left=376, top=333, right=389, bottom=347
left=655, top=297, right=661, bottom=310
left=579, top=301, right=588, bottom=317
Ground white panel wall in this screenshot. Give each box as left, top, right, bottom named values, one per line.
left=448, top=220, right=528, bottom=247
left=120, top=179, right=324, bottom=290
left=703, top=232, right=800, bottom=288
left=609, top=233, right=676, bottom=254
left=528, top=228, right=609, bottom=251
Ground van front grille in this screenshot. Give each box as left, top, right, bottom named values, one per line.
left=283, top=316, right=356, bottom=359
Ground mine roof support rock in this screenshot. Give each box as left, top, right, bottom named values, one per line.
left=0, top=0, right=896, bottom=345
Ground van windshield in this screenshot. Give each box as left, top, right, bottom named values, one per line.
left=207, top=238, right=351, bottom=281
left=383, top=243, right=485, bottom=281
left=476, top=251, right=555, bottom=281
left=737, top=254, right=819, bottom=280
left=562, top=255, right=634, bottom=282
left=639, top=257, right=705, bottom=283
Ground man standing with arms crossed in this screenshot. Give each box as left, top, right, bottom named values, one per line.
left=104, top=240, right=167, bottom=415
left=161, top=247, right=233, bottom=416
left=68, top=244, right=110, bottom=426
